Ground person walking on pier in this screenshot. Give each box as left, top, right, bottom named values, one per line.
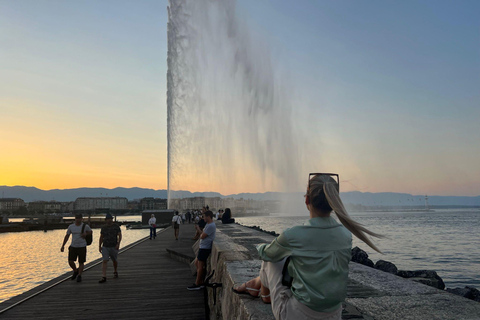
left=60, top=213, right=92, bottom=283
left=148, top=214, right=156, bottom=240
left=188, top=210, right=216, bottom=290
left=233, top=173, right=383, bottom=320
left=172, top=211, right=182, bottom=240
left=98, top=213, right=122, bottom=283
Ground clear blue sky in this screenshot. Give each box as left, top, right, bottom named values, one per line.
left=0, top=0, right=478, bottom=196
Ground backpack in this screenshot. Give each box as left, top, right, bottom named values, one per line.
left=81, top=223, right=93, bottom=246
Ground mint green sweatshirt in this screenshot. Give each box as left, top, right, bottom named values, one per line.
left=256, top=216, right=352, bottom=312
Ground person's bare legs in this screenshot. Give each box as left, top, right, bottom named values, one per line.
left=78, top=262, right=84, bottom=276
left=233, top=276, right=270, bottom=302
left=260, top=282, right=271, bottom=303
left=68, top=260, right=77, bottom=272
left=102, top=260, right=108, bottom=277
left=195, top=259, right=206, bottom=285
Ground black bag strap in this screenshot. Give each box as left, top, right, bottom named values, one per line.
left=281, top=256, right=293, bottom=288
left=81, top=222, right=85, bottom=233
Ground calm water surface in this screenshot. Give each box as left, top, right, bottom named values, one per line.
left=0, top=215, right=146, bottom=304
left=236, top=209, right=480, bottom=289
left=1, top=211, right=479, bottom=304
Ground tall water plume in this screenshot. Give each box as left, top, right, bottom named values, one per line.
left=167, top=0, right=303, bottom=203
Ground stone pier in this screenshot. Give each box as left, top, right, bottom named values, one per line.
left=202, top=222, right=480, bottom=320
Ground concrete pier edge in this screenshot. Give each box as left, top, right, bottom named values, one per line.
left=201, top=222, right=480, bottom=320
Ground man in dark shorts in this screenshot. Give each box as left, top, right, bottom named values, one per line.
left=98, top=213, right=122, bottom=283
left=61, top=213, right=92, bottom=283
left=187, top=210, right=216, bottom=290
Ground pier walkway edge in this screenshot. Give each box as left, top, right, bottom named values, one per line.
left=0, top=224, right=206, bottom=319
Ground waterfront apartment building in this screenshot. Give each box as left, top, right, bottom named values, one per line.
left=169, top=197, right=207, bottom=211
left=28, top=200, right=62, bottom=213
left=139, top=197, right=167, bottom=211
left=74, top=197, right=128, bottom=212
left=168, top=196, right=277, bottom=213
left=0, top=198, right=26, bottom=212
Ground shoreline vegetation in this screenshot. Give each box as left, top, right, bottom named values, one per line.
left=243, top=224, right=480, bottom=304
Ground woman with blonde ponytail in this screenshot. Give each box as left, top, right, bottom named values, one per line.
left=233, top=173, right=383, bottom=320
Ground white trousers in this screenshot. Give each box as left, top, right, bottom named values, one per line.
left=259, top=258, right=342, bottom=320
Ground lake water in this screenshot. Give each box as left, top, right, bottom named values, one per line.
left=236, top=208, right=480, bottom=289
left=0, top=215, right=146, bottom=304
left=1, top=210, right=479, bottom=304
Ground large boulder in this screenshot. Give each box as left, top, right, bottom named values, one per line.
left=351, top=246, right=374, bottom=268
left=374, top=260, right=398, bottom=274
left=447, top=286, right=480, bottom=302
left=397, top=270, right=446, bottom=290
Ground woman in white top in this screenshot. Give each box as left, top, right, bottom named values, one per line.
left=172, top=211, right=182, bottom=240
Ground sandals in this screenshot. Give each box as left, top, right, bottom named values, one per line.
left=232, top=282, right=271, bottom=304
left=232, top=283, right=261, bottom=298
left=261, top=294, right=271, bottom=304
left=99, top=277, right=107, bottom=283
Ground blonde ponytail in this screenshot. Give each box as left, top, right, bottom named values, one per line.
left=309, top=175, right=384, bottom=253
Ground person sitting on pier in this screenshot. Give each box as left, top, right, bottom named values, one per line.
left=221, top=208, right=235, bottom=224
left=233, top=173, right=383, bottom=320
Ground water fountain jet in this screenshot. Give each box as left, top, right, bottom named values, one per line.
left=167, top=0, right=303, bottom=206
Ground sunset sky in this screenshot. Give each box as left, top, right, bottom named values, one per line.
left=1, top=0, right=479, bottom=196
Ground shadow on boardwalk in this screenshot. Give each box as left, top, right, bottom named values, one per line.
left=0, top=223, right=205, bottom=319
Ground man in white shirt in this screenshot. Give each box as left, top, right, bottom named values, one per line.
left=60, top=213, right=92, bottom=283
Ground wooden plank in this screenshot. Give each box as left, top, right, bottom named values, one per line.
left=0, top=223, right=206, bottom=319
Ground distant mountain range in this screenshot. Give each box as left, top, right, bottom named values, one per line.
left=1, top=186, right=480, bottom=207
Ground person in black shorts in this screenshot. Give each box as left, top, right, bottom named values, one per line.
left=61, top=213, right=92, bottom=283
left=98, top=213, right=122, bottom=283
left=188, top=210, right=216, bottom=290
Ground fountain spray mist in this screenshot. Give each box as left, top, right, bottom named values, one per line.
left=167, top=0, right=305, bottom=206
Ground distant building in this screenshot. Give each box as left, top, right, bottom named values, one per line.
left=139, top=197, right=167, bottom=210
left=74, top=197, right=128, bottom=212
left=28, top=200, right=62, bottom=213
left=167, top=196, right=277, bottom=214
left=0, top=198, right=25, bottom=212
left=127, top=200, right=140, bottom=212
left=61, top=201, right=75, bottom=213
left=169, top=197, right=206, bottom=211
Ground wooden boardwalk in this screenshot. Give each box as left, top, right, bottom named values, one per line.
left=0, top=223, right=205, bottom=319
